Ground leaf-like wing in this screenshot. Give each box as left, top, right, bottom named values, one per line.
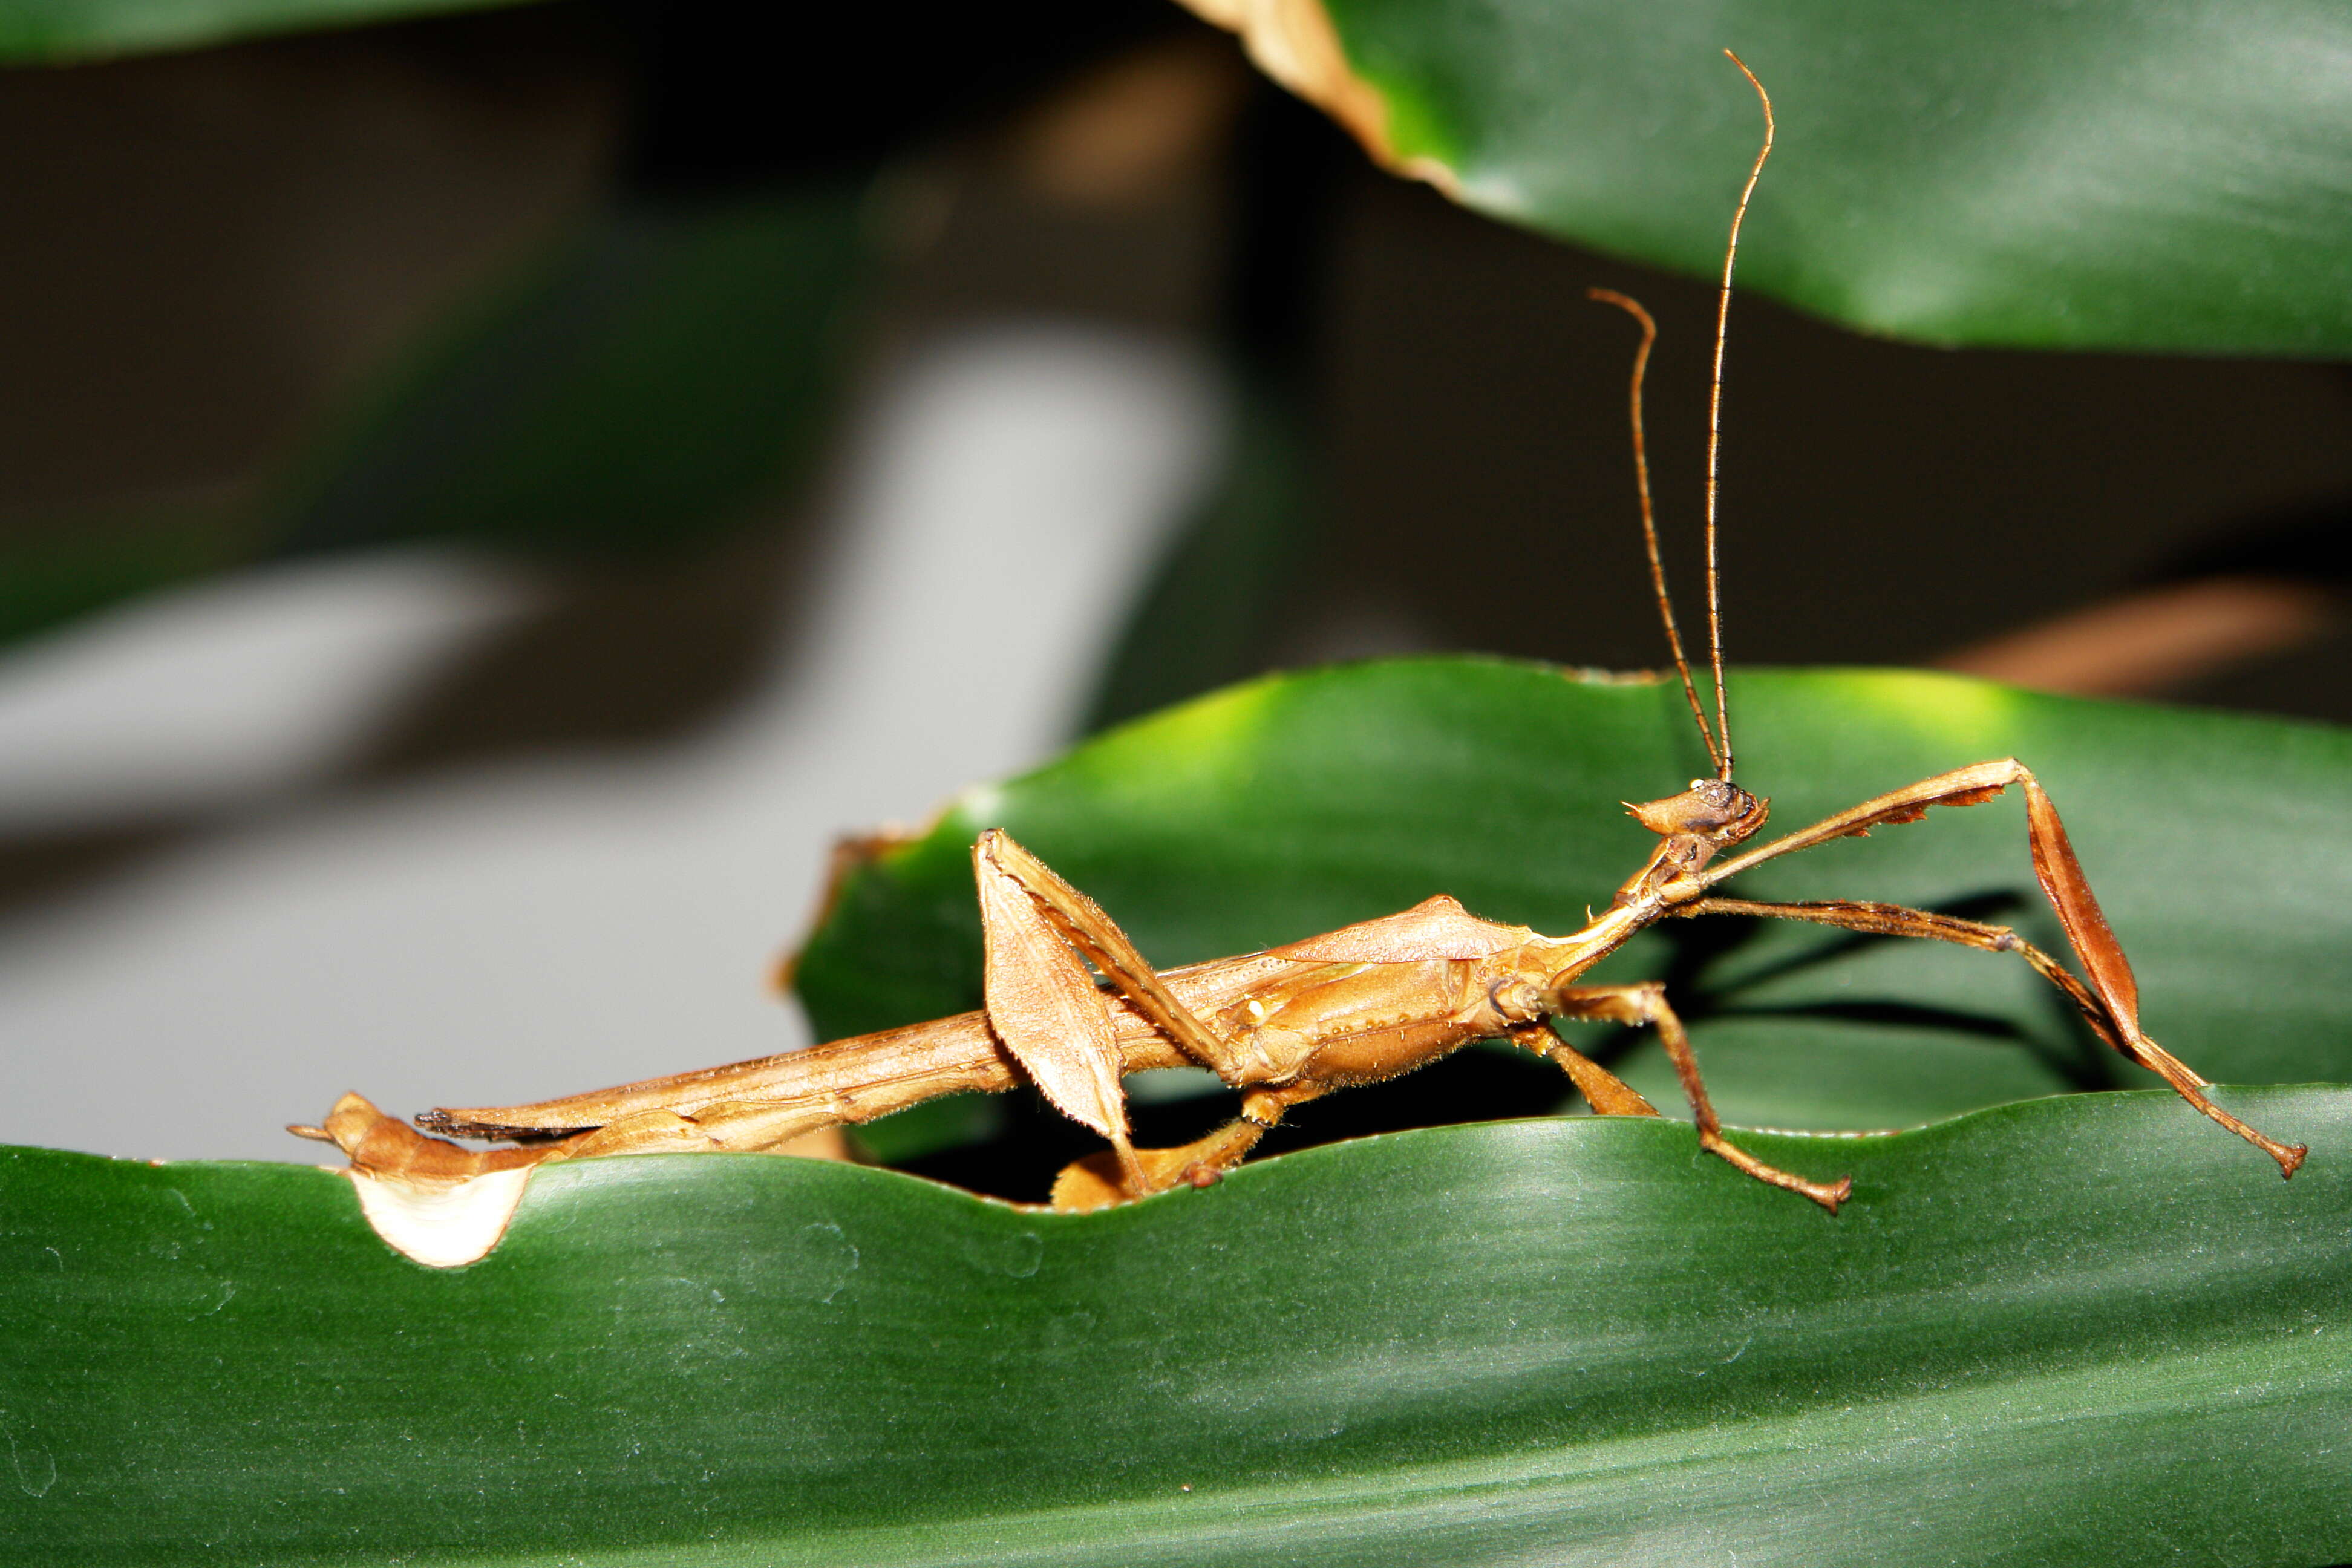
left=974, top=834, right=1129, bottom=1143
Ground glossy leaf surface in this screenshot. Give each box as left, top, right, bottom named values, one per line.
left=8, top=659, right=2350, bottom=1563
left=1214, top=0, right=2352, bottom=354
left=2, top=1088, right=2347, bottom=1564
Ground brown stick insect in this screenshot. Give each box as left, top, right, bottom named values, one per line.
left=295, top=54, right=2305, bottom=1216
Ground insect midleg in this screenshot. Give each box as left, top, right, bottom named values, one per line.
left=1549, top=984, right=1854, bottom=1211
left=1674, top=894, right=2306, bottom=1175
left=1679, top=897, right=2112, bottom=1030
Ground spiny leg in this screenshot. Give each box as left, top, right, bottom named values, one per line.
left=1550, top=984, right=1852, bottom=1211
left=1677, top=894, right=2306, bottom=1176
left=1698, top=760, right=2151, bottom=1057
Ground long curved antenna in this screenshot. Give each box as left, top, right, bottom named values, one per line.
left=1589, top=287, right=1722, bottom=775
left=1706, top=48, right=1774, bottom=782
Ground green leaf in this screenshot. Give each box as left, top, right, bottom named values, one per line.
left=0, top=188, right=867, bottom=653
left=4, top=1088, right=2348, bottom=1564
left=0, top=0, right=541, bottom=63
left=1208, top=0, right=2352, bottom=354
left=270, top=190, right=867, bottom=559
left=797, top=660, right=2352, bottom=1139
left=8, top=659, right=2346, bottom=1561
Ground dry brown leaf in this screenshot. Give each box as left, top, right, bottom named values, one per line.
left=1174, top=0, right=1459, bottom=194
left=975, top=836, right=1130, bottom=1144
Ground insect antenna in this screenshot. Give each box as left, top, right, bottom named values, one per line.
left=1705, top=48, right=1775, bottom=782
left=1588, top=286, right=1722, bottom=776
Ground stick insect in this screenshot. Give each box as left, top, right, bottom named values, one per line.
left=295, top=54, right=2305, bottom=1215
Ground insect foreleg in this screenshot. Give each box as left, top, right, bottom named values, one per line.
left=1688, top=760, right=2306, bottom=1178
left=1547, top=984, right=1854, bottom=1211
left=1692, top=760, right=2020, bottom=887
left=1674, top=894, right=2306, bottom=1176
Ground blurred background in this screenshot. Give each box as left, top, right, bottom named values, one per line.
left=1, top=0, right=2348, bottom=1161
